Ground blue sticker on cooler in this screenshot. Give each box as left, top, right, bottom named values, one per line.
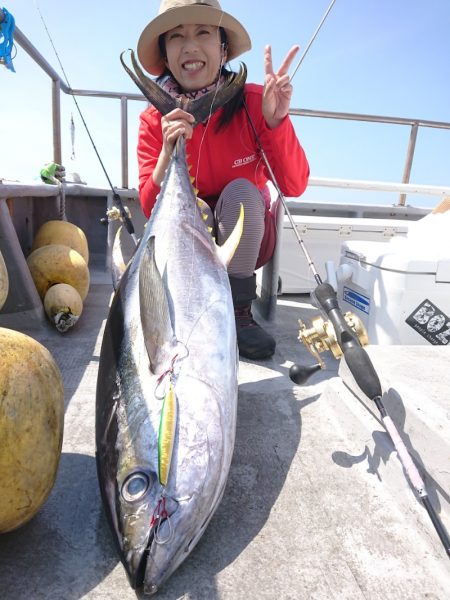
left=343, top=286, right=370, bottom=314
left=406, top=299, right=450, bottom=345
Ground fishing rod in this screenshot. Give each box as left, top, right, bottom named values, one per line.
left=248, top=109, right=450, bottom=563
left=289, top=0, right=336, bottom=83
left=33, top=2, right=137, bottom=243
left=247, top=3, right=450, bottom=559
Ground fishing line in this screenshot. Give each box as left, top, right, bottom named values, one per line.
left=34, top=2, right=105, bottom=177
left=289, top=0, right=337, bottom=83
left=193, top=63, right=224, bottom=186
left=241, top=3, right=339, bottom=282
left=185, top=16, right=225, bottom=313
left=244, top=1, right=450, bottom=558
left=70, top=113, right=75, bottom=160
left=194, top=12, right=225, bottom=186
left=33, top=1, right=136, bottom=240
left=248, top=127, right=450, bottom=559
left=244, top=100, right=322, bottom=284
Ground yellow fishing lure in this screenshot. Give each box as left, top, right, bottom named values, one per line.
left=158, top=382, right=177, bottom=487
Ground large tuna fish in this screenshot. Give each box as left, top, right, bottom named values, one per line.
left=96, top=55, right=246, bottom=595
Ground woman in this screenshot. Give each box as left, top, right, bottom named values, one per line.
left=136, top=0, right=310, bottom=360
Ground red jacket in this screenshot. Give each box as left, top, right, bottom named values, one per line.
left=137, top=83, right=310, bottom=218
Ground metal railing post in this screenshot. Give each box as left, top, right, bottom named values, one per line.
left=12, top=26, right=450, bottom=196
left=398, top=122, right=419, bottom=206
left=51, top=79, right=62, bottom=165
left=120, top=96, right=129, bottom=189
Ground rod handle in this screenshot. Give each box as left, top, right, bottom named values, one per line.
left=315, top=282, right=382, bottom=400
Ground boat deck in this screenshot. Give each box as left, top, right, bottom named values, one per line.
left=0, top=255, right=449, bottom=599
left=2, top=18, right=450, bottom=595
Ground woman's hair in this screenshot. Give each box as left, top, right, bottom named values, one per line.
left=157, top=27, right=245, bottom=131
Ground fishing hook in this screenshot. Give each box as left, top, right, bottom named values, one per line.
left=151, top=496, right=174, bottom=545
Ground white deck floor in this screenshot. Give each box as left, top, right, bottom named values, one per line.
left=0, top=263, right=449, bottom=599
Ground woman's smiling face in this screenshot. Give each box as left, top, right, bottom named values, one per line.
left=163, top=24, right=225, bottom=91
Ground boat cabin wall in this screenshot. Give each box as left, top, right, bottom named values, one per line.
left=0, top=190, right=133, bottom=332
left=6, top=194, right=109, bottom=263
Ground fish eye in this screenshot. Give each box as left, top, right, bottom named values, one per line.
left=121, top=472, right=151, bottom=503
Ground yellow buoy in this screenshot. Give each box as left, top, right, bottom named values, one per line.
left=27, top=244, right=90, bottom=301
left=0, top=327, right=64, bottom=533
left=0, top=250, right=8, bottom=311
left=32, top=220, right=89, bottom=265
left=44, top=283, right=83, bottom=332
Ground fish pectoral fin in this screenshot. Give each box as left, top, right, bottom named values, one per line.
left=111, top=225, right=128, bottom=290
left=139, top=236, right=177, bottom=374
left=216, top=202, right=244, bottom=267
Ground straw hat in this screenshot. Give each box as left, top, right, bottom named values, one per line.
left=137, top=0, right=251, bottom=76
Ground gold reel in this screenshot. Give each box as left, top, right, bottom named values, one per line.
left=298, top=311, right=369, bottom=368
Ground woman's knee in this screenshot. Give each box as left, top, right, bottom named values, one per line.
left=217, top=178, right=265, bottom=223
left=222, top=178, right=264, bottom=205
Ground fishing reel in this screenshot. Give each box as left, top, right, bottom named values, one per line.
left=289, top=309, right=369, bottom=385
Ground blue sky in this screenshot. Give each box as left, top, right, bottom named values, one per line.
left=2, top=0, right=450, bottom=208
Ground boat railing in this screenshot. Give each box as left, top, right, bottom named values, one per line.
left=13, top=26, right=450, bottom=205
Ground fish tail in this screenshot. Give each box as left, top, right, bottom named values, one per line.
left=120, top=49, right=178, bottom=115
left=187, top=63, right=247, bottom=124
left=121, top=49, right=247, bottom=123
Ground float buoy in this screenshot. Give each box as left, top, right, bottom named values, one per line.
left=31, top=220, right=89, bottom=265
left=27, top=244, right=90, bottom=301
left=0, top=327, right=64, bottom=533
left=0, top=250, right=8, bottom=310
left=44, top=283, right=83, bottom=332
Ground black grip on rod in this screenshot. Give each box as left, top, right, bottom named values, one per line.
left=422, top=496, right=450, bottom=557
left=315, top=283, right=382, bottom=400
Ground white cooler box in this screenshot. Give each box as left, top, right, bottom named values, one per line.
left=337, top=239, right=450, bottom=345
left=278, top=216, right=409, bottom=293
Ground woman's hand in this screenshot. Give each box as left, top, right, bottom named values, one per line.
left=161, top=108, right=195, bottom=156
left=152, top=108, right=195, bottom=187
left=262, top=45, right=299, bottom=129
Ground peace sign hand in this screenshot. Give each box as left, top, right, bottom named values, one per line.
left=262, top=44, right=299, bottom=129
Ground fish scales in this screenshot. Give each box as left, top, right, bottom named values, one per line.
left=96, top=134, right=240, bottom=595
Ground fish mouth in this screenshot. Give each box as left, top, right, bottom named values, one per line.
left=113, top=469, right=158, bottom=589
left=127, top=540, right=150, bottom=590
left=123, top=519, right=161, bottom=590
left=122, top=494, right=178, bottom=591
left=127, top=513, right=173, bottom=592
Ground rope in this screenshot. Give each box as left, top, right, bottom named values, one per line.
left=0, top=7, right=16, bottom=72
left=57, top=181, right=67, bottom=221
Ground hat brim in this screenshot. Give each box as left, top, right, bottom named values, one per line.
left=137, top=5, right=251, bottom=76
